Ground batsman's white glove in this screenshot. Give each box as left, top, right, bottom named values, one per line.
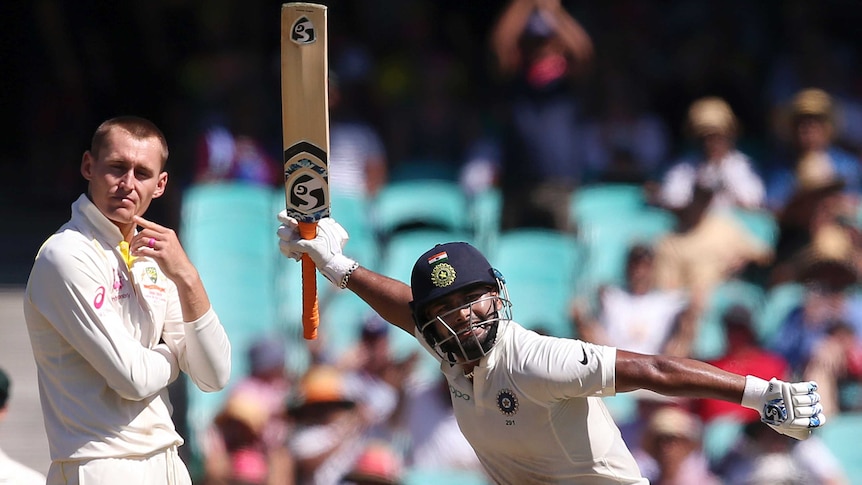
left=277, top=211, right=358, bottom=288
left=741, top=376, right=826, bottom=440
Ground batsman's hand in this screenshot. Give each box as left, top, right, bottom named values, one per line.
left=277, top=211, right=358, bottom=287
left=742, top=376, right=826, bottom=440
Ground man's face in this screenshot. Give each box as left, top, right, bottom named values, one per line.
left=424, top=285, right=500, bottom=361
left=795, top=116, right=831, bottom=151
left=81, top=128, right=167, bottom=234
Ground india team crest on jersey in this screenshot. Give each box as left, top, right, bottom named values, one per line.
left=497, top=388, right=519, bottom=416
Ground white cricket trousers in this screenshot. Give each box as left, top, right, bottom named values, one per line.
left=46, top=446, right=192, bottom=485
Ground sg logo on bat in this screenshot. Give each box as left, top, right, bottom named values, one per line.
left=284, top=141, right=329, bottom=221
left=290, top=15, right=316, bottom=45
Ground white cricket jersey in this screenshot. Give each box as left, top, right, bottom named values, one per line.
left=416, top=321, right=648, bottom=484
left=24, top=195, right=231, bottom=462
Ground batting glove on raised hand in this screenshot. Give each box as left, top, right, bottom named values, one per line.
left=277, top=211, right=358, bottom=288
left=741, top=376, right=826, bottom=440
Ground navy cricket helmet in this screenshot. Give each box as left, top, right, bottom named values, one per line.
left=409, top=242, right=511, bottom=363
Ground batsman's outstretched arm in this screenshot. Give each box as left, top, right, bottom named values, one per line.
left=615, top=350, right=825, bottom=440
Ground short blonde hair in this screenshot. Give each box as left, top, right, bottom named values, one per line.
left=91, top=116, right=169, bottom=168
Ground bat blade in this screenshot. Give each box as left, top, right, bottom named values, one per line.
left=281, top=2, right=330, bottom=340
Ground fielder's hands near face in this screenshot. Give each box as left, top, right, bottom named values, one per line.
left=131, top=215, right=197, bottom=284
left=277, top=211, right=357, bottom=287
left=742, top=376, right=826, bottom=440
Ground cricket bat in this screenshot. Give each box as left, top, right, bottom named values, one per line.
left=281, top=2, right=330, bottom=340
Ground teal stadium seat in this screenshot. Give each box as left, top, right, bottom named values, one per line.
left=470, top=188, right=502, bottom=257
left=756, top=282, right=804, bottom=345
left=817, top=412, right=862, bottom=484
left=371, top=180, right=470, bottom=239
left=319, top=290, right=376, bottom=358
left=570, top=183, right=646, bottom=230
left=403, top=467, right=492, bottom=485
left=731, top=208, right=779, bottom=249
left=576, top=207, right=676, bottom=292
left=329, top=193, right=379, bottom=271
left=180, top=182, right=279, bottom=457
left=702, top=416, right=745, bottom=464
left=492, top=228, right=583, bottom=337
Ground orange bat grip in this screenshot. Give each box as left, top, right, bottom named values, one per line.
left=298, top=221, right=319, bottom=340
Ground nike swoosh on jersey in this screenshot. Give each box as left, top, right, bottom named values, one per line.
left=579, top=346, right=588, bottom=365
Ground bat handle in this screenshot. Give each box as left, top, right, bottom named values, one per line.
left=298, top=221, right=319, bottom=340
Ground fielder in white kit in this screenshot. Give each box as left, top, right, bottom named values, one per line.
left=24, top=116, right=231, bottom=485
left=278, top=215, right=826, bottom=484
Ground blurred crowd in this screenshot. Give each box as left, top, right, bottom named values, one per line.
left=6, top=0, right=862, bottom=483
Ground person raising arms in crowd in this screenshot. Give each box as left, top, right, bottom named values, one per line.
left=277, top=213, right=824, bottom=484
left=24, top=116, right=231, bottom=485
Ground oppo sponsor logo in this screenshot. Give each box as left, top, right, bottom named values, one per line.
left=449, top=384, right=471, bottom=401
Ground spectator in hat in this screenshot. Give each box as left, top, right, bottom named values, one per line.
left=659, top=96, right=765, bottom=214
left=287, top=364, right=369, bottom=485
left=0, top=367, right=47, bottom=485
left=632, top=405, right=720, bottom=485
left=340, top=440, right=404, bottom=485
left=653, top=97, right=773, bottom=297
left=766, top=87, right=861, bottom=212
left=769, top=149, right=859, bottom=286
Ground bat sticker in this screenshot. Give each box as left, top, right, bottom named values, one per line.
left=289, top=171, right=326, bottom=212
left=290, top=15, right=316, bottom=45
left=284, top=155, right=329, bottom=220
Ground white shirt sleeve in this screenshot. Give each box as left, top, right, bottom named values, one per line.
left=513, top=330, right=617, bottom=402
left=720, top=153, right=765, bottom=209
left=660, top=163, right=696, bottom=209
left=27, top=241, right=177, bottom=401
left=162, top=305, right=231, bottom=392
